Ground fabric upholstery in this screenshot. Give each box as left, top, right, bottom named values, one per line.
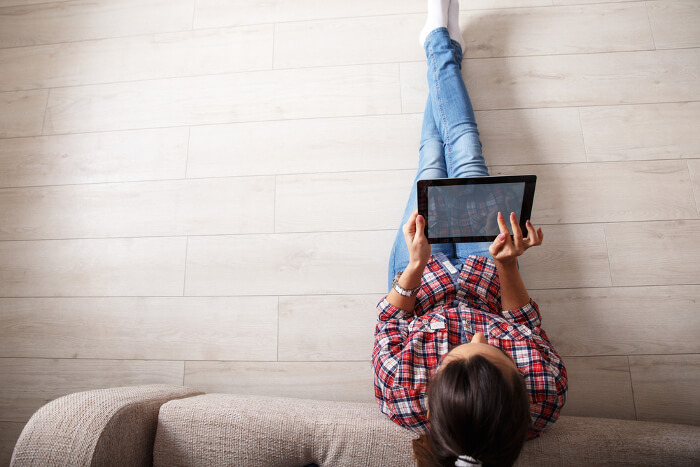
left=153, top=393, right=417, bottom=467
left=154, top=393, right=700, bottom=467
left=516, top=415, right=700, bottom=466
left=11, top=384, right=202, bottom=467
left=11, top=386, right=700, bottom=467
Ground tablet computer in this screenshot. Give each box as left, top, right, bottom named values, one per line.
left=417, top=175, right=537, bottom=243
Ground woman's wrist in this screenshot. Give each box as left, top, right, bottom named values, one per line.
left=493, top=257, right=518, bottom=272
left=400, top=262, right=426, bottom=289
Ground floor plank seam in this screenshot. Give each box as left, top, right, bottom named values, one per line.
left=182, top=236, right=189, bottom=297
left=644, top=1, right=658, bottom=51
left=577, top=108, right=589, bottom=163
left=0, top=218, right=699, bottom=244
left=4, top=98, right=700, bottom=136
left=5, top=44, right=696, bottom=97
left=0, top=1, right=692, bottom=56
left=602, top=224, right=615, bottom=288
left=191, top=0, right=197, bottom=31
left=627, top=355, right=639, bottom=421
left=39, top=88, right=50, bottom=136
left=687, top=159, right=700, bottom=218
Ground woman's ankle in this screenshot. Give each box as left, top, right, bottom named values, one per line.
left=447, top=0, right=466, bottom=54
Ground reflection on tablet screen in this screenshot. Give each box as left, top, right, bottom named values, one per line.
left=427, top=182, right=525, bottom=238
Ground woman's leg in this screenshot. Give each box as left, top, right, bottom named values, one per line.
left=423, top=27, right=492, bottom=264
left=387, top=100, right=455, bottom=291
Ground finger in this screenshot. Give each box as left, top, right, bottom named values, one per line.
left=524, top=219, right=538, bottom=247
left=496, top=211, right=510, bottom=235
left=489, top=232, right=507, bottom=257
left=404, top=210, right=418, bottom=235
left=510, top=212, right=524, bottom=251
left=537, top=227, right=544, bottom=245
left=415, top=215, right=427, bottom=242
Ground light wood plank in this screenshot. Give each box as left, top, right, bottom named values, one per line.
left=0, top=237, right=186, bottom=297
left=629, top=354, right=700, bottom=425
left=184, top=361, right=374, bottom=403
left=480, top=107, right=587, bottom=166
left=581, top=102, right=700, bottom=162
left=492, top=160, right=697, bottom=224
left=463, top=2, right=653, bottom=59
left=518, top=223, right=612, bottom=290
left=554, top=0, right=641, bottom=4
left=0, top=0, right=71, bottom=6
left=43, top=64, right=401, bottom=134
left=187, top=114, right=422, bottom=178
left=400, top=48, right=700, bottom=113
left=0, top=358, right=184, bottom=422
left=0, top=128, right=188, bottom=188
left=0, top=297, right=278, bottom=361
left=278, top=294, right=382, bottom=361
left=648, top=1, right=700, bottom=50
left=0, top=0, right=194, bottom=48
left=194, top=0, right=551, bottom=29
left=274, top=4, right=653, bottom=69
left=0, top=0, right=72, bottom=8
left=532, top=286, right=700, bottom=356
left=275, top=170, right=413, bottom=233
left=277, top=160, right=695, bottom=234
left=0, top=176, right=275, bottom=240
left=559, top=356, right=636, bottom=420
left=274, top=15, right=423, bottom=69
left=0, top=90, right=48, bottom=138
left=0, top=25, right=273, bottom=92
left=606, top=220, right=700, bottom=287
left=0, top=422, right=24, bottom=467
left=185, top=231, right=395, bottom=296
left=689, top=159, right=700, bottom=216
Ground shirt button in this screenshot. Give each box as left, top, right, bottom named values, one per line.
left=423, top=319, right=429, bottom=325
left=507, top=325, right=514, bottom=331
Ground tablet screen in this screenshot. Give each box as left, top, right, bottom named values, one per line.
left=418, top=176, right=536, bottom=243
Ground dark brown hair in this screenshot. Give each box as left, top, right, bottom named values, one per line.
left=413, top=354, right=531, bottom=467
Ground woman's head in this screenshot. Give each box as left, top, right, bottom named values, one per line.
left=414, top=333, right=531, bottom=467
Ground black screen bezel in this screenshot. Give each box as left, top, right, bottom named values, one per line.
left=417, top=175, right=537, bottom=244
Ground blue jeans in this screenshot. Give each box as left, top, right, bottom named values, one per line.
left=388, top=28, right=492, bottom=291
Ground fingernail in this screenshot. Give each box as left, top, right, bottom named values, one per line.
left=526, top=219, right=531, bottom=225
left=498, top=233, right=505, bottom=241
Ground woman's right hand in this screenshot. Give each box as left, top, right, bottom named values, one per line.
left=403, top=209, right=431, bottom=269
left=489, top=211, right=543, bottom=268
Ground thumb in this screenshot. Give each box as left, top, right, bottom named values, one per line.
left=489, top=232, right=507, bottom=256
left=415, top=215, right=426, bottom=238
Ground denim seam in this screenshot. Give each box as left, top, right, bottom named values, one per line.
left=427, top=31, right=453, bottom=177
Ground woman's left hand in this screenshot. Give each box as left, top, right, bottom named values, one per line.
left=489, top=211, right=543, bottom=268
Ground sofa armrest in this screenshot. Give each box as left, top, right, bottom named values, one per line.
left=10, top=384, right=203, bottom=467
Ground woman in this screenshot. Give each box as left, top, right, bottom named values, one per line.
left=371, top=1, right=568, bottom=466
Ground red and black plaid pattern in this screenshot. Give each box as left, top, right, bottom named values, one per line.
left=372, top=253, right=568, bottom=439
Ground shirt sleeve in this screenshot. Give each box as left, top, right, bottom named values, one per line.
left=501, top=299, right=542, bottom=329
left=524, top=328, right=568, bottom=439
left=372, top=297, right=430, bottom=433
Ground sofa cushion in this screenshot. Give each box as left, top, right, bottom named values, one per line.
left=516, top=415, right=700, bottom=466
left=153, top=393, right=416, bottom=467
left=154, top=393, right=700, bottom=467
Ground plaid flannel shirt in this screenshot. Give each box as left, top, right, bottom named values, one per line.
left=372, top=253, right=568, bottom=440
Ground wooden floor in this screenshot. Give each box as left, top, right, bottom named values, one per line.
left=1, top=0, right=699, bottom=463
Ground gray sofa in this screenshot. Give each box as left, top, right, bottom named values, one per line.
left=10, top=384, right=700, bottom=466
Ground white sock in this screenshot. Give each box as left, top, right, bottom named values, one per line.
left=448, top=0, right=465, bottom=53
left=419, top=0, right=450, bottom=48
